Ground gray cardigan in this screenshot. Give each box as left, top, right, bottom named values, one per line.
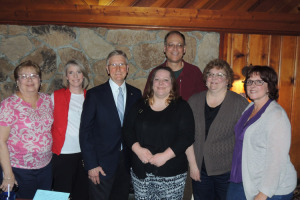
left=242, top=101, right=297, bottom=199
left=188, top=90, right=248, bottom=176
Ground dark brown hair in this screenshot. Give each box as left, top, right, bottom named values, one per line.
left=144, top=66, right=179, bottom=105
left=164, top=31, right=186, bottom=46
left=244, top=65, right=279, bottom=100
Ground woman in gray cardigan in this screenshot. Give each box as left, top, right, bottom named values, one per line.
left=227, top=66, right=296, bottom=200
left=186, top=59, right=248, bottom=200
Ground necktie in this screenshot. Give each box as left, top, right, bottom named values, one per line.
left=117, top=87, right=124, bottom=126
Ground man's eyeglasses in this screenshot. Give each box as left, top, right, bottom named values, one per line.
left=244, top=80, right=265, bottom=86
left=206, top=72, right=226, bottom=79
left=108, top=63, right=127, bottom=68
left=18, top=74, right=39, bottom=80
left=166, top=43, right=184, bottom=49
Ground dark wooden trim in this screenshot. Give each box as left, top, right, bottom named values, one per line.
left=0, top=4, right=299, bottom=35
left=219, top=33, right=226, bottom=59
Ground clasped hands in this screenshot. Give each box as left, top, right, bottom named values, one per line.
left=137, top=148, right=166, bottom=167
left=132, top=142, right=174, bottom=167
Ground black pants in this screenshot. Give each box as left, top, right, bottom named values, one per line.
left=9, top=163, right=52, bottom=199
left=52, top=153, right=89, bottom=200
left=88, top=151, right=130, bottom=200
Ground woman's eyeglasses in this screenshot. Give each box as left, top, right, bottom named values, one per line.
left=244, top=80, right=265, bottom=86
left=18, top=74, right=39, bottom=80
left=206, top=72, right=226, bottom=79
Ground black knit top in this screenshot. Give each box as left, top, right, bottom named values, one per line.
left=123, top=98, right=195, bottom=179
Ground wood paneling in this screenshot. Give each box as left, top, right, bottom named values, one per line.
left=221, top=33, right=300, bottom=177
left=3, top=0, right=297, bottom=14
left=248, top=0, right=281, bottom=12
left=277, top=36, right=297, bottom=119
left=0, top=2, right=299, bottom=35
left=290, top=37, right=300, bottom=172
left=224, top=33, right=248, bottom=78
left=144, top=0, right=171, bottom=7
left=184, top=0, right=212, bottom=9
left=248, top=34, right=270, bottom=66
left=98, top=0, right=114, bottom=6
left=269, top=36, right=281, bottom=73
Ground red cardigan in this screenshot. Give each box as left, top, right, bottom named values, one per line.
left=51, top=88, right=86, bottom=155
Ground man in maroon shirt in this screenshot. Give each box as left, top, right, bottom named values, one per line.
left=143, top=31, right=206, bottom=101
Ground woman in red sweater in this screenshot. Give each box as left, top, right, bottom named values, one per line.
left=51, top=60, right=89, bottom=200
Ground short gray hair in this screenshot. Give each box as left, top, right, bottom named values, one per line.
left=106, top=50, right=129, bottom=66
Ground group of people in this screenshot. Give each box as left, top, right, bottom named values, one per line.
left=0, top=30, right=297, bottom=200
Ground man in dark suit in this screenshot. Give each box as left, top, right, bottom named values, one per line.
left=79, top=50, right=142, bottom=200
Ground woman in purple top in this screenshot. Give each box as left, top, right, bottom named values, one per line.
left=227, top=66, right=297, bottom=200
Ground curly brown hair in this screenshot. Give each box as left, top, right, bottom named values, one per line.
left=203, top=59, right=234, bottom=89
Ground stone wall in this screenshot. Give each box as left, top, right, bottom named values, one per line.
left=0, top=24, right=219, bottom=101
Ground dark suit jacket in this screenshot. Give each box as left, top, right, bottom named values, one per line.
left=79, top=81, right=141, bottom=179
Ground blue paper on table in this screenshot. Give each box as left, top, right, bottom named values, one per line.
left=33, top=189, right=70, bottom=200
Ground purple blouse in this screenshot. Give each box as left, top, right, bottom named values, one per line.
left=229, top=99, right=272, bottom=183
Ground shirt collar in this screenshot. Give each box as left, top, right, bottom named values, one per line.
left=109, top=78, right=126, bottom=92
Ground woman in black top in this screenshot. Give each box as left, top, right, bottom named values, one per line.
left=123, top=66, right=195, bottom=200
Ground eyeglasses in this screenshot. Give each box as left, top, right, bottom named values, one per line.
left=18, top=74, right=39, bottom=80
left=166, top=43, right=184, bottom=49
left=244, top=80, right=265, bottom=86
left=108, top=63, right=127, bottom=68
left=206, top=72, right=226, bottom=79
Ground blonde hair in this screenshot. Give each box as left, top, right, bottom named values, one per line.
left=63, top=60, right=89, bottom=89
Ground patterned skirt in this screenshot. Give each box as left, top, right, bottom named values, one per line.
left=131, top=169, right=187, bottom=200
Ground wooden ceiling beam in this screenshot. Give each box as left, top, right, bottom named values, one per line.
left=0, top=4, right=299, bottom=35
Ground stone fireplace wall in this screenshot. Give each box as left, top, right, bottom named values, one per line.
left=0, top=25, right=219, bottom=100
